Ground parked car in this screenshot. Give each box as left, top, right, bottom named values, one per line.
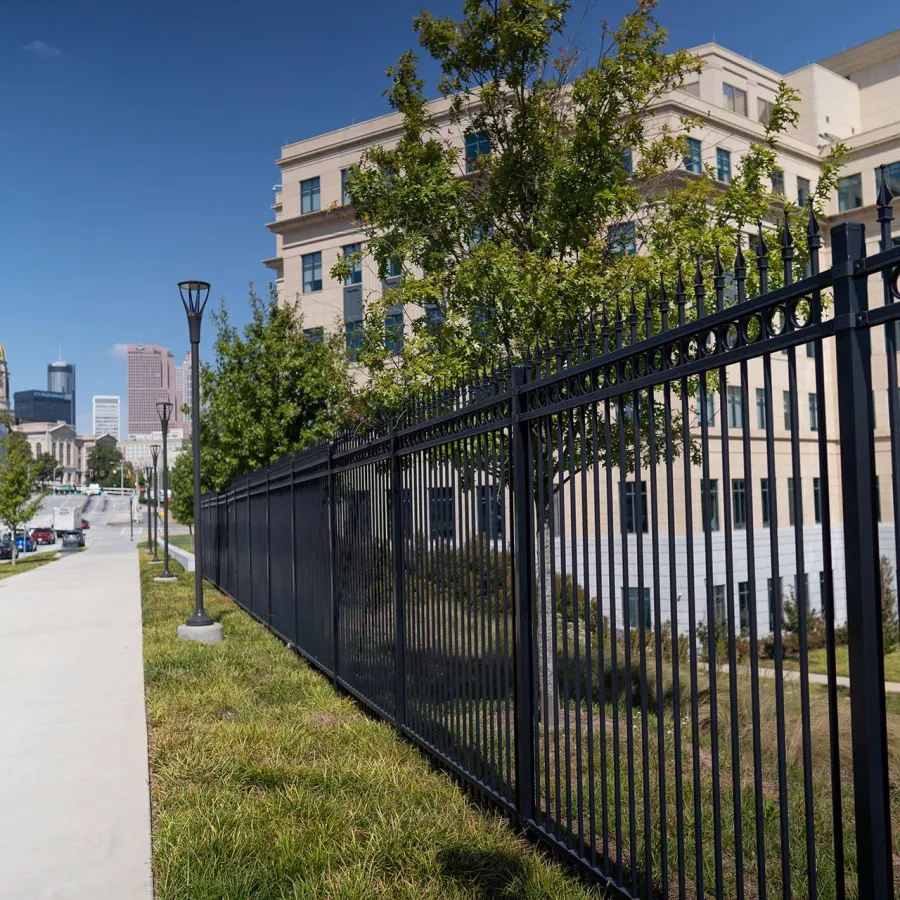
left=0, top=540, right=12, bottom=560
left=81, top=519, right=90, bottom=530
left=31, top=527, right=56, bottom=545
left=14, top=532, right=36, bottom=553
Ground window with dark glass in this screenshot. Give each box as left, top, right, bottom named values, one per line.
left=342, top=243, right=362, bottom=285
left=702, top=479, right=719, bottom=532
left=783, top=391, right=792, bottom=430
left=732, top=478, right=747, bottom=529
left=738, top=582, right=750, bottom=632
left=464, top=131, right=490, bottom=173
left=624, top=587, right=652, bottom=629
left=340, top=168, right=353, bottom=206
left=623, top=147, right=633, bottom=175
left=303, top=326, right=324, bottom=343
left=386, top=258, right=402, bottom=278
left=787, top=476, right=799, bottom=526
left=726, top=385, right=743, bottom=428
left=876, top=162, right=900, bottom=198
left=385, top=312, right=404, bottom=355
left=302, top=251, right=323, bottom=293
left=714, top=584, right=727, bottom=623
left=760, top=478, right=771, bottom=527
left=609, top=222, right=636, bottom=255
left=684, top=138, right=702, bottom=174
left=806, top=341, right=815, bottom=359
left=697, top=388, right=716, bottom=426
left=621, top=481, right=648, bottom=534
left=797, top=176, right=811, bottom=208
left=345, top=321, right=363, bottom=361
left=386, top=487, right=413, bottom=538
left=756, top=388, right=767, bottom=429
left=813, top=477, right=822, bottom=524
left=429, top=487, right=454, bottom=540
left=477, top=485, right=504, bottom=538
left=768, top=577, right=780, bottom=632
left=300, top=176, right=321, bottom=214
left=771, top=168, right=785, bottom=194
left=837, top=173, right=863, bottom=212
left=717, top=148, right=732, bottom=184
left=757, top=97, right=774, bottom=123
left=808, top=393, right=818, bottom=431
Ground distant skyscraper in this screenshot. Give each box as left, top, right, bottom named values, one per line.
left=0, top=343, right=9, bottom=412
left=47, top=355, right=75, bottom=426
left=126, top=344, right=183, bottom=437
left=92, top=395, right=121, bottom=438
left=14, top=390, right=73, bottom=425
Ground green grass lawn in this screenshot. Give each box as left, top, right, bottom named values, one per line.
left=141, top=555, right=600, bottom=900
left=165, top=533, right=194, bottom=552
left=0, top=551, right=63, bottom=580
left=779, top=646, right=900, bottom=682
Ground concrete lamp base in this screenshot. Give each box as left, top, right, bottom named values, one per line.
left=177, top=622, right=224, bottom=644
left=149, top=559, right=163, bottom=565
left=154, top=574, right=178, bottom=584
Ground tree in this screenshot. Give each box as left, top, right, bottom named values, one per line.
left=87, top=443, right=124, bottom=484
left=33, top=452, right=58, bottom=488
left=169, top=451, right=194, bottom=540
left=0, top=431, right=42, bottom=565
left=334, top=0, right=846, bottom=415
left=200, top=285, right=353, bottom=490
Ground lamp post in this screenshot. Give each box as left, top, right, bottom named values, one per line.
left=154, top=402, right=176, bottom=582
left=150, top=444, right=161, bottom=563
left=177, top=279, right=221, bottom=643
left=143, top=465, right=153, bottom=553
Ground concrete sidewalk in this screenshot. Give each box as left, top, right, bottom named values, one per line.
left=0, top=535, right=153, bottom=899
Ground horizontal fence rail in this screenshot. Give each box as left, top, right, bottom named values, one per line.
left=201, top=202, right=900, bottom=899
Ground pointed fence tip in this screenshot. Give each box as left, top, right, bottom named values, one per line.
left=877, top=165, right=894, bottom=210
left=756, top=220, right=768, bottom=256
left=807, top=199, right=820, bottom=236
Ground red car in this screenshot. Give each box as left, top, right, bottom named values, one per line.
left=81, top=519, right=90, bottom=530
left=31, top=527, right=56, bottom=545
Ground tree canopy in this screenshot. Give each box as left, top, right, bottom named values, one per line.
left=168, top=450, right=194, bottom=531
left=333, top=0, right=845, bottom=417
left=200, top=286, right=353, bottom=490
left=0, top=430, right=42, bottom=562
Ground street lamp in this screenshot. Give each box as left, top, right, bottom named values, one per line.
left=143, top=465, right=153, bottom=553
left=154, top=402, right=176, bottom=582
left=176, top=279, right=221, bottom=643
left=149, top=444, right=162, bottom=563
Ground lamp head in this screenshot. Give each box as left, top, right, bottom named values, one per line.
left=150, top=444, right=161, bottom=465
left=156, top=401, right=173, bottom=426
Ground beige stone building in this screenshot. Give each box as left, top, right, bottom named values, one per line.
left=14, top=422, right=117, bottom=486
left=265, top=31, right=900, bottom=635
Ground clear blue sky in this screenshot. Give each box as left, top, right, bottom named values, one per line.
left=0, top=0, right=893, bottom=434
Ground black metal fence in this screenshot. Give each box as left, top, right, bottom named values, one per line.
left=201, top=194, right=900, bottom=899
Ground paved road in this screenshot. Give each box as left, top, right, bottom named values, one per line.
left=0, top=516, right=153, bottom=899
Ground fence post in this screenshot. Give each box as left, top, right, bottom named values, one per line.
left=510, top=365, right=536, bottom=825
left=390, top=429, right=407, bottom=730
left=328, top=444, right=340, bottom=682
left=266, top=466, right=272, bottom=625
left=831, top=220, right=894, bottom=898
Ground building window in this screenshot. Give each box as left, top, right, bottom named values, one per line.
left=756, top=388, right=767, bottom=429
left=738, top=582, right=750, bottom=633
left=767, top=577, right=783, bottom=632
left=726, top=385, right=743, bottom=429
left=714, top=584, right=727, bottom=623
left=684, top=138, right=702, bottom=174
left=757, top=97, right=774, bottom=123
left=797, top=176, right=811, bottom=208
left=385, top=312, right=404, bottom=355
left=732, top=478, right=747, bottom=529
left=429, top=487, right=455, bottom=540
left=808, top=393, right=819, bottom=431
left=302, top=251, right=323, bottom=293
left=624, top=587, right=652, bottom=629
left=697, top=388, right=716, bottom=426
left=813, top=477, right=822, bottom=525
left=303, top=326, right=324, bottom=343
left=340, top=168, right=353, bottom=206
left=876, top=162, right=900, bottom=199
left=464, top=131, right=490, bottom=173
left=702, top=479, right=719, bottom=532
left=342, top=243, right=362, bottom=285
left=787, top=476, right=798, bottom=526
left=609, top=222, right=636, bottom=254
left=477, top=485, right=504, bottom=538
left=806, top=341, right=815, bottom=359
left=717, top=148, right=732, bottom=184
left=620, top=481, right=648, bottom=534
left=424, top=304, right=444, bottom=332
left=761, top=478, right=771, bottom=527
left=622, top=147, right=633, bottom=175
left=723, top=83, right=747, bottom=116
left=386, top=487, right=414, bottom=538
left=837, top=174, right=863, bottom=212
left=783, top=391, right=792, bottom=431
left=345, top=320, right=363, bottom=361
left=300, top=176, right=321, bottom=214
left=771, top=168, right=785, bottom=194
left=386, top=258, right=402, bottom=278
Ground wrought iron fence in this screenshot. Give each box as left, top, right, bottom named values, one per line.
left=201, top=190, right=900, bottom=899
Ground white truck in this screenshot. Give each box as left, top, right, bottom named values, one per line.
left=53, top=507, right=85, bottom=547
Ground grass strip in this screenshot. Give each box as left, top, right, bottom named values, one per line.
left=141, top=554, right=600, bottom=900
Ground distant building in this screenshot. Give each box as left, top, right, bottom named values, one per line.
left=126, top=344, right=184, bottom=438
left=92, top=395, right=121, bottom=439
left=120, top=428, right=185, bottom=471
left=172, top=350, right=193, bottom=436
left=14, top=390, right=73, bottom=425
left=47, top=359, right=75, bottom=426
left=0, top=343, right=9, bottom=413
left=14, top=422, right=116, bottom=486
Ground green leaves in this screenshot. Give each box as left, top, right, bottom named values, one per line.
left=199, top=286, right=352, bottom=490
left=0, top=431, right=42, bottom=545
